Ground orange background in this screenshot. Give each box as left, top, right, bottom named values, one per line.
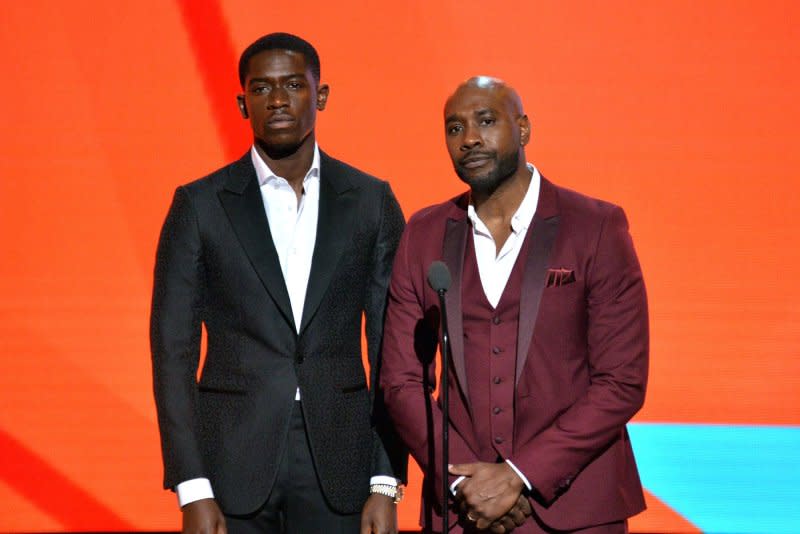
left=1, top=1, right=798, bottom=532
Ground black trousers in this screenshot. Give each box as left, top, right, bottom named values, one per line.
left=224, top=401, right=362, bottom=534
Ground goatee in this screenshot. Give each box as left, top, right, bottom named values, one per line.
left=455, top=150, right=519, bottom=195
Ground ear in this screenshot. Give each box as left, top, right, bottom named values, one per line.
left=237, top=94, right=248, bottom=119
left=316, top=84, right=330, bottom=111
left=518, top=114, right=531, bottom=146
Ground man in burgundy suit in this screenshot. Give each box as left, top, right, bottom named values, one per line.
left=380, top=77, right=648, bottom=533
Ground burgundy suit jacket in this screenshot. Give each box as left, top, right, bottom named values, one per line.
left=380, top=177, right=648, bottom=531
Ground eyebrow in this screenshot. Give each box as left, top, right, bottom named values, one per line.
left=445, top=107, right=495, bottom=123
left=247, top=74, right=306, bottom=85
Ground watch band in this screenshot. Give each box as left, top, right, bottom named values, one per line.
left=369, top=483, right=404, bottom=504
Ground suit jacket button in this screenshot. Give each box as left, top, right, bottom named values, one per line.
left=494, top=436, right=504, bottom=444
left=493, top=376, right=502, bottom=384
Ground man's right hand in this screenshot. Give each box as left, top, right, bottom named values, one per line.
left=182, top=498, right=226, bottom=534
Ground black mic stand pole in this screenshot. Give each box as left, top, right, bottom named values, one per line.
left=436, top=287, right=450, bottom=534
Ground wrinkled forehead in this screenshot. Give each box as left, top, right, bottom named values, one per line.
left=444, top=85, right=515, bottom=120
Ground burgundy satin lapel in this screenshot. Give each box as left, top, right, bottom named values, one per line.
left=515, top=214, right=560, bottom=385
left=442, top=217, right=470, bottom=403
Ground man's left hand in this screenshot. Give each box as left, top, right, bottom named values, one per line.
left=488, top=494, right=532, bottom=533
left=449, top=462, right=524, bottom=530
left=360, top=493, right=398, bottom=534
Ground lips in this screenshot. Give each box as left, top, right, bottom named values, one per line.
left=267, top=114, right=295, bottom=128
left=460, top=152, right=493, bottom=169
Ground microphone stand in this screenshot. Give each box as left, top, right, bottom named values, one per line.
left=435, top=287, right=450, bottom=534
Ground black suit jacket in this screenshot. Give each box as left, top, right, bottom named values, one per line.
left=151, top=150, right=406, bottom=515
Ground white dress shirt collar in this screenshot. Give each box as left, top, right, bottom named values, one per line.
left=250, top=143, right=321, bottom=186
left=466, top=163, right=541, bottom=237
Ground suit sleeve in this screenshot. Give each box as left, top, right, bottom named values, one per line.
left=363, top=181, right=409, bottom=482
left=509, top=206, right=649, bottom=504
left=150, top=186, right=207, bottom=490
left=380, top=220, right=480, bottom=508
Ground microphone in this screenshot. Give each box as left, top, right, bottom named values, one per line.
left=427, top=260, right=451, bottom=294
left=427, top=261, right=451, bottom=532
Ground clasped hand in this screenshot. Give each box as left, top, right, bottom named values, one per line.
left=449, top=462, right=531, bottom=533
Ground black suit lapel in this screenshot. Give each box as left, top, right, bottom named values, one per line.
left=442, top=213, right=470, bottom=404
left=299, top=153, right=356, bottom=335
left=217, top=153, right=296, bottom=331
left=516, top=179, right=560, bottom=385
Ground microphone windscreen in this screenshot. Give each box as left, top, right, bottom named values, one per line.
left=427, top=261, right=452, bottom=292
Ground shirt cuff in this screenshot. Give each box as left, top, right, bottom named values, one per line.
left=370, top=476, right=399, bottom=487
left=176, top=478, right=214, bottom=508
left=505, top=460, right=532, bottom=491
left=450, top=475, right=466, bottom=495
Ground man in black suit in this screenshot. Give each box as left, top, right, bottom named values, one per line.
left=151, top=33, right=406, bottom=534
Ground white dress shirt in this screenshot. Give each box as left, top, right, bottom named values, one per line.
left=254, top=145, right=320, bottom=335
left=451, top=163, right=541, bottom=495
left=176, top=145, right=395, bottom=507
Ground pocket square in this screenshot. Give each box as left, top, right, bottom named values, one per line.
left=545, top=268, right=575, bottom=288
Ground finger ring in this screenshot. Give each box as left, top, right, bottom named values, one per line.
left=467, top=512, right=477, bottom=521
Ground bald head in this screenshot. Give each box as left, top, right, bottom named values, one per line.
left=446, top=76, right=525, bottom=119
left=443, top=76, right=531, bottom=195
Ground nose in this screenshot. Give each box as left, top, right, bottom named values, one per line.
left=460, top=123, right=482, bottom=151
left=267, top=86, right=289, bottom=109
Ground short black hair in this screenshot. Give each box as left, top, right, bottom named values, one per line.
left=238, top=32, right=321, bottom=88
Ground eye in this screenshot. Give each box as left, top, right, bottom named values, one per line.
left=251, top=85, right=269, bottom=94
left=287, top=80, right=303, bottom=90
left=480, top=117, right=496, bottom=126
left=447, top=124, right=463, bottom=135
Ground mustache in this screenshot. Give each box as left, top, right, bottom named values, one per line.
left=458, top=150, right=494, bottom=164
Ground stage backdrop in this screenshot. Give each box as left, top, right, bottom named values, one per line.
left=1, top=1, right=798, bottom=533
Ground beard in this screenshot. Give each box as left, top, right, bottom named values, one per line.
left=454, top=149, right=520, bottom=195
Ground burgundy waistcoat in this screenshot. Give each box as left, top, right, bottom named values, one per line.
left=461, top=227, right=534, bottom=460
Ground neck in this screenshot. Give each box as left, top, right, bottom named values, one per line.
left=254, top=133, right=316, bottom=192
left=471, top=164, right=532, bottom=221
